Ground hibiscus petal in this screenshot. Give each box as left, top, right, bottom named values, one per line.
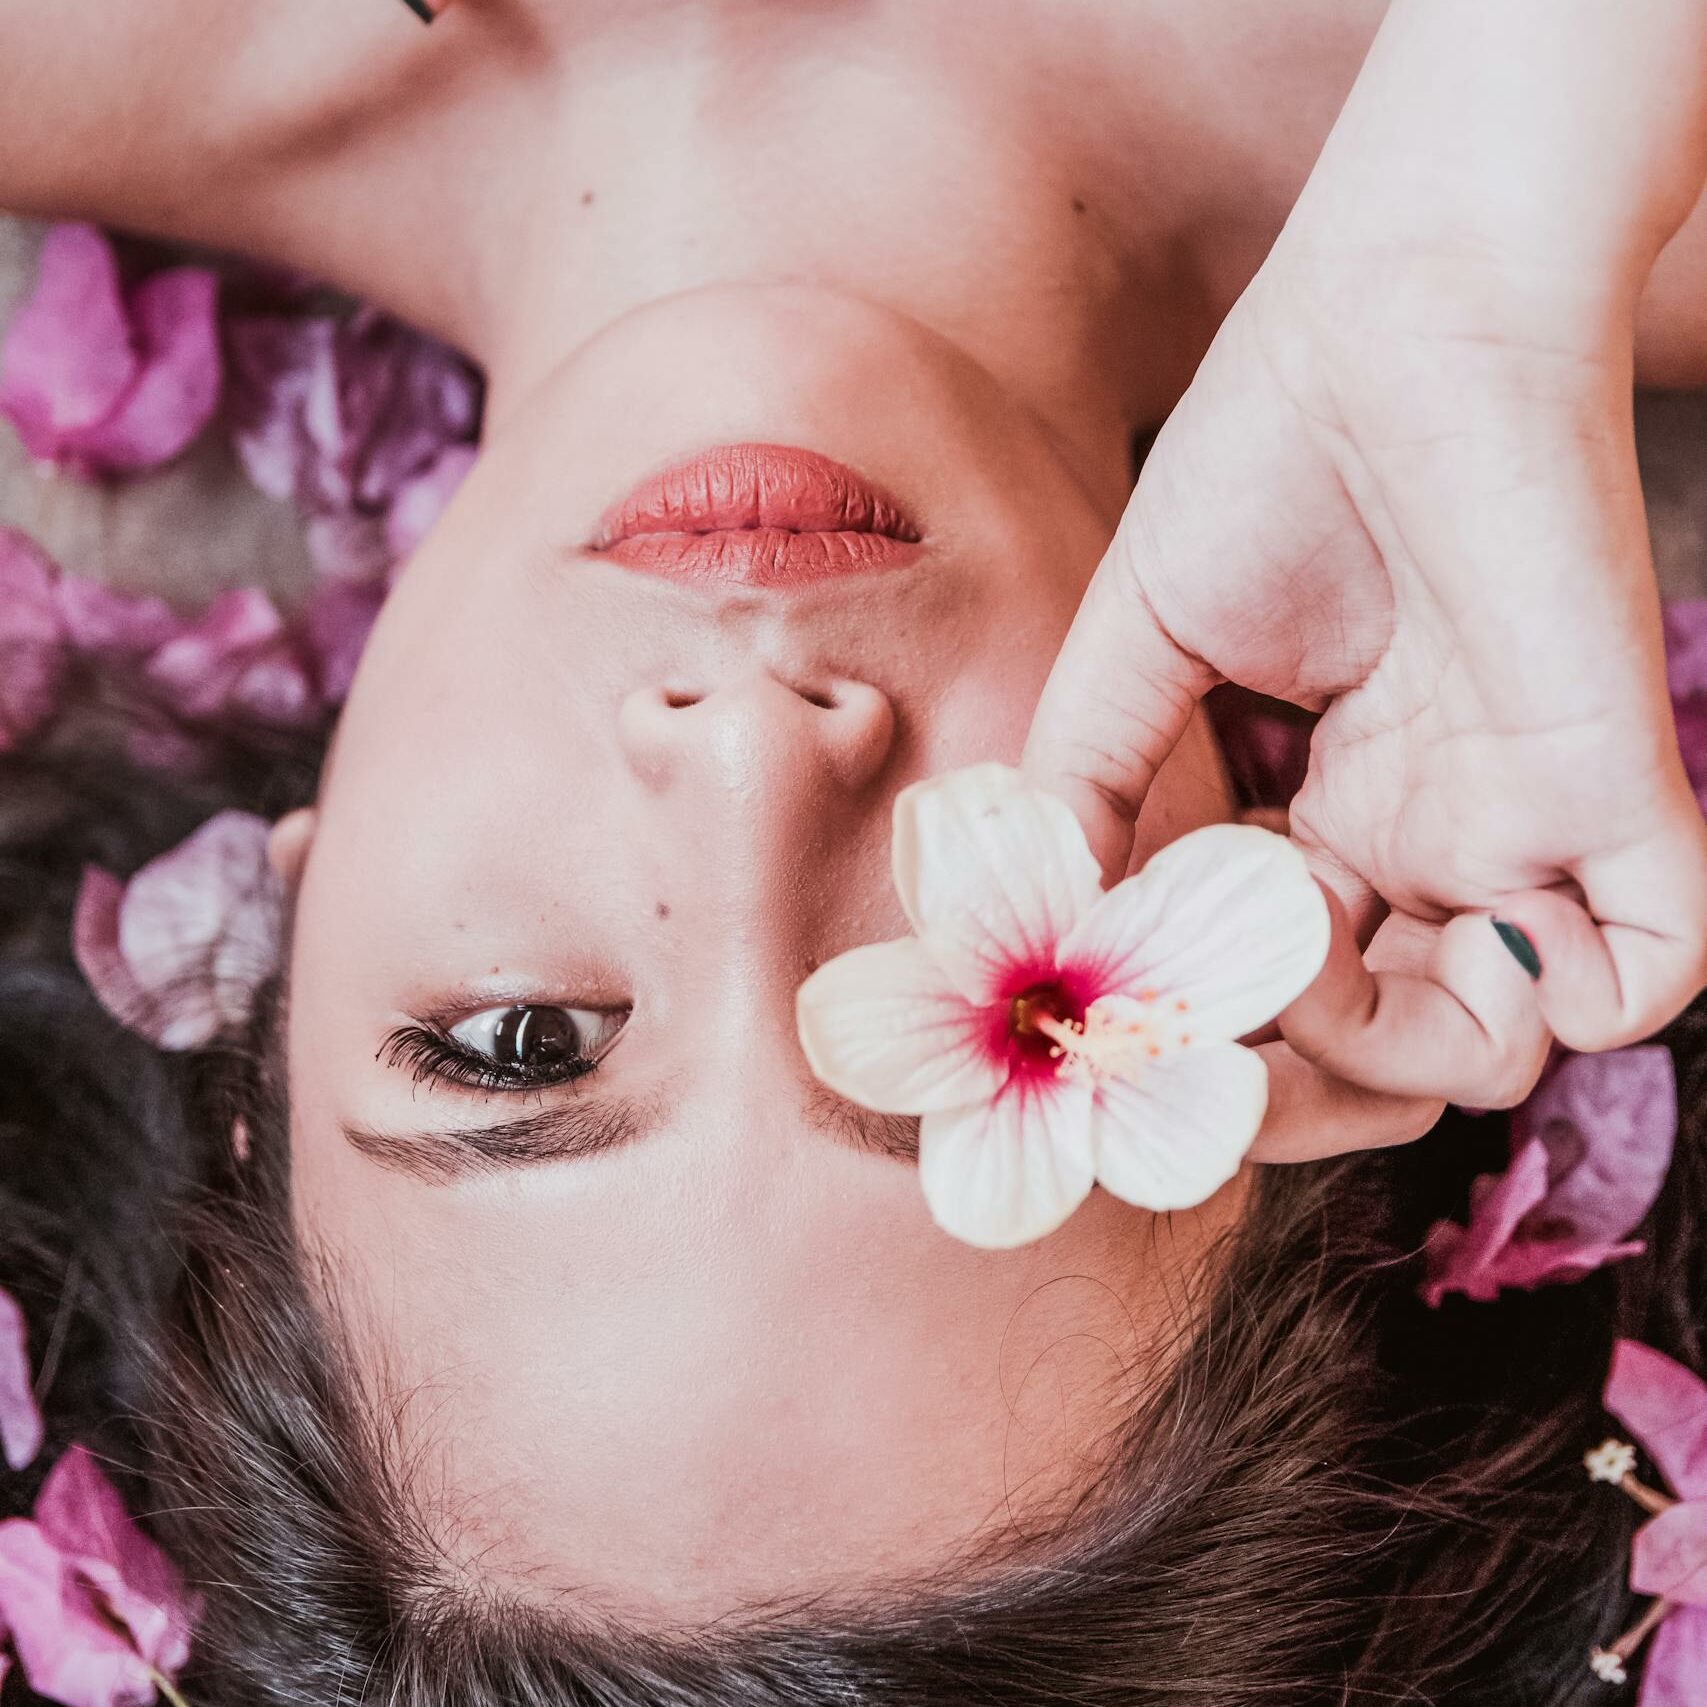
left=797, top=937, right=1004, bottom=1115
left=36, top=1448, right=196, bottom=1675
left=1513, top=1045, right=1676, bottom=1247
left=0, top=1288, right=43, bottom=1472
left=86, top=267, right=221, bottom=472
left=1641, top=1606, right=1707, bottom=1707
left=1633, top=1502, right=1707, bottom=1608
left=892, top=765, right=1103, bottom=1003
left=1061, top=823, right=1328, bottom=1041
left=0, top=1520, right=158, bottom=1707
left=1605, top=1340, right=1707, bottom=1501
left=918, top=1078, right=1096, bottom=1249
left=0, top=225, right=136, bottom=463
left=1090, top=1040, right=1266, bottom=1212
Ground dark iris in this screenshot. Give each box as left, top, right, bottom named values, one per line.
left=492, top=1005, right=583, bottom=1073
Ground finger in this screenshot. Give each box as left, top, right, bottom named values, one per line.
left=1248, top=1041, right=1444, bottom=1164
left=1023, top=518, right=1216, bottom=882
left=1484, top=812, right=1707, bottom=1049
left=1278, top=888, right=1554, bottom=1109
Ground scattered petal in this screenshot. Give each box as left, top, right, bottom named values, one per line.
left=0, top=224, right=218, bottom=477
left=1605, top=1341, right=1707, bottom=1502
left=35, top=1448, right=195, bottom=1675
left=0, top=528, right=69, bottom=752
left=1642, top=1606, right=1707, bottom=1707
left=0, top=1288, right=43, bottom=1471
left=796, top=937, right=1006, bottom=1115
left=0, top=1520, right=158, bottom=1707
left=144, top=588, right=319, bottom=729
left=1061, top=824, right=1329, bottom=1040
left=72, top=811, right=282, bottom=1049
left=892, top=764, right=1103, bottom=1003
left=53, top=577, right=178, bottom=660
left=1090, top=1040, right=1267, bottom=1212
left=918, top=1077, right=1096, bottom=1249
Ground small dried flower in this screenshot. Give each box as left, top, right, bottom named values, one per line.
left=1590, top=1647, right=1629, bottom=1685
left=1587, top=1439, right=1640, bottom=1485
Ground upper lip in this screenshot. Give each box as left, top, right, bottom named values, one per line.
left=592, top=444, right=922, bottom=548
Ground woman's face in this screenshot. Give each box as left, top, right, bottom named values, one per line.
left=282, top=285, right=1239, bottom=1618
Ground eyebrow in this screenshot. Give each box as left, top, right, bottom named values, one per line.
left=342, top=1087, right=919, bottom=1184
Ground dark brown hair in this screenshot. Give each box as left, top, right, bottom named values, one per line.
left=0, top=710, right=1700, bottom=1706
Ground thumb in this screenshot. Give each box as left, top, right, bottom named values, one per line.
left=1023, top=521, right=1215, bottom=881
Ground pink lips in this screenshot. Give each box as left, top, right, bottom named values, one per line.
left=592, top=444, right=922, bottom=587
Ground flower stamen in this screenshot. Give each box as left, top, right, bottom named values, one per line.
left=1589, top=1597, right=1676, bottom=1686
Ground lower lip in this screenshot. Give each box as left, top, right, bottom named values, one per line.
left=593, top=445, right=922, bottom=588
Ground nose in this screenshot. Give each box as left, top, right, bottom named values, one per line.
left=618, top=672, right=897, bottom=797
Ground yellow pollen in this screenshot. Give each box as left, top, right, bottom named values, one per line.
left=1034, top=1009, right=1169, bottom=1083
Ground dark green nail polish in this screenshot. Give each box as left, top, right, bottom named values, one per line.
left=400, top=0, right=435, bottom=21
left=1492, top=919, right=1542, bottom=980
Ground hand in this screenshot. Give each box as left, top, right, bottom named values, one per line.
left=1025, top=0, right=1707, bottom=1161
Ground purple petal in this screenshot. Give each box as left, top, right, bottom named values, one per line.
left=0, top=225, right=136, bottom=466
left=301, top=580, right=384, bottom=705
left=74, top=813, right=282, bottom=1050
left=54, top=577, right=179, bottom=660
left=144, top=588, right=319, bottom=729
left=81, top=268, right=221, bottom=473
left=0, top=1520, right=158, bottom=1707
left=304, top=510, right=392, bottom=584
left=1641, top=1606, right=1707, bottom=1707
left=35, top=1448, right=195, bottom=1675
left=1606, top=1341, right=1707, bottom=1501
left=1420, top=1138, right=1550, bottom=1306
left=1664, top=601, right=1707, bottom=700
left=224, top=315, right=344, bottom=508
left=1513, top=1046, right=1676, bottom=1246
left=1633, top=1502, right=1707, bottom=1607
left=0, top=529, right=69, bottom=753
left=0, top=1288, right=43, bottom=1471
left=386, top=442, right=476, bottom=566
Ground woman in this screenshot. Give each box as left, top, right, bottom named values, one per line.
left=0, top=0, right=1703, bottom=1701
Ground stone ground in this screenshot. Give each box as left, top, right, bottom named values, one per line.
left=2, top=213, right=1706, bottom=605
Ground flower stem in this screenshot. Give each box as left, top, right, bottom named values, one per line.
left=149, top=1668, right=192, bottom=1707
left=1615, top=1473, right=1677, bottom=1518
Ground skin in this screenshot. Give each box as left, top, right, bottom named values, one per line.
left=2, top=0, right=1707, bottom=1621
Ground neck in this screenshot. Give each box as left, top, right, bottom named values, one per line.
left=413, top=5, right=1210, bottom=517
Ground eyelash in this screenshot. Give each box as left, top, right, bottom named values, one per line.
left=379, top=1023, right=601, bottom=1093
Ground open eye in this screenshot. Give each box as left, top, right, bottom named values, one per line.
left=383, top=1004, right=629, bottom=1091
left=449, top=1004, right=626, bottom=1076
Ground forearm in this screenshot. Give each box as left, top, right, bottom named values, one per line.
left=1288, top=0, right=1707, bottom=318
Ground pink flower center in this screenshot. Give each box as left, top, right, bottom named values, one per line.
left=1003, top=978, right=1087, bottom=1078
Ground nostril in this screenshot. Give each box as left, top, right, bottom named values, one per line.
left=663, top=690, right=703, bottom=710
left=800, top=688, right=838, bottom=711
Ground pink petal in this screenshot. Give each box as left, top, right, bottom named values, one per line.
left=82, top=268, right=221, bottom=473
left=0, top=1520, right=158, bottom=1707
left=1641, top=1605, right=1707, bottom=1707
left=35, top=1448, right=195, bottom=1675
left=917, top=1076, right=1096, bottom=1249
left=1061, top=823, right=1329, bottom=1041
left=891, top=765, right=1103, bottom=1004
left=1664, top=601, right=1707, bottom=701
left=301, top=580, right=384, bottom=705
left=1420, top=1139, right=1550, bottom=1307
left=386, top=442, right=477, bottom=565
left=304, top=510, right=392, bottom=584
left=54, top=577, right=179, bottom=659
left=144, top=588, right=319, bottom=729
left=1606, top=1341, right=1707, bottom=1501
left=796, top=937, right=1005, bottom=1116
left=1090, top=1038, right=1267, bottom=1212
left=224, top=315, right=344, bottom=506
left=111, top=811, right=283, bottom=1050
left=0, top=225, right=136, bottom=464
left=0, top=529, right=69, bottom=752
left=0, top=1288, right=43, bottom=1471
left=1514, top=1046, right=1675, bottom=1247
left=72, top=867, right=152, bottom=1035
left=1633, top=1502, right=1707, bottom=1607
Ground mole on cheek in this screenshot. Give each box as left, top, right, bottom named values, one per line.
left=655, top=901, right=671, bottom=920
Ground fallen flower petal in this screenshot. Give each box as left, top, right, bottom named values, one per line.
left=799, top=765, right=1328, bottom=1246
left=0, top=1520, right=158, bottom=1707
left=0, top=1287, right=43, bottom=1471
left=53, top=577, right=179, bottom=661
left=0, top=529, right=69, bottom=753
left=144, top=588, right=319, bottom=729
left=72, top=811, right=283, bottom=1050
left=0, top=224, right=219, bottom=477
left=35, top=1448, right=194, bottom=1676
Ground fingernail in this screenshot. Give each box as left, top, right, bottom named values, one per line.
left=1491, top=919, right=1542, bottom=980
left=400, top=0, right=436, bottom=20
